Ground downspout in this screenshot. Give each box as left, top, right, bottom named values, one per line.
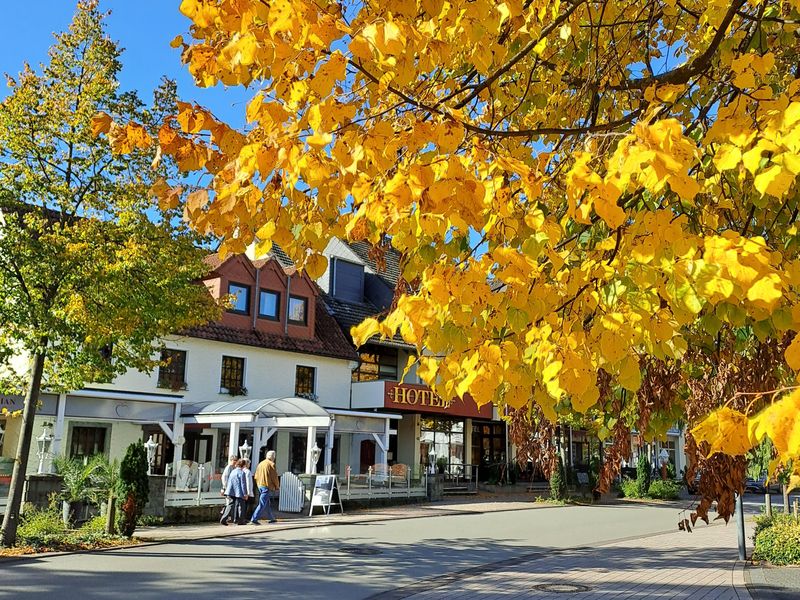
left=284, top=272, right=291, bottom=335
left=252, top=266, right=260, bottom=329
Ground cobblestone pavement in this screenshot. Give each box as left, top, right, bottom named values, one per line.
left=386, top=518, right=751, bottom=600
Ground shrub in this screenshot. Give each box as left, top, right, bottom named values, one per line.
left=550, top=456, right=567, bottom=501
left=753, top=520, right=800, bottom=565
left=17, top=503, right=67, bottom=549
left=647, top=479, right=681, bottom=500
left=753, top=513, right=799, bottom=540
left=117, top=442, right=150, bottom=537
left=619, top=477, right=641, bottom=498
left=636, top=456, right=650, bottom=498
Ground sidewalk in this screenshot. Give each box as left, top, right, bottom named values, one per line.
left=133, top=496, right=559, bottom=543
left=746, top=563, right=800, bottom=600
left=385, top=520, right=751, bottom=600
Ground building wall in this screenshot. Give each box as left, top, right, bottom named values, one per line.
left=108, top=421, right=146, bottom=461
left=397, top=414, right=418, bottom=468
left=94, top=337, right=352, bottom=409
left=0, top=415, right=21, bottom=459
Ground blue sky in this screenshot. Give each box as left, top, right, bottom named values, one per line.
left=0, top=1, right=250, bottom=127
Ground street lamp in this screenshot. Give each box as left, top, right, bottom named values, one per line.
left=36, top=423, right=54, bottom=474
left=144, top=435, right=159, bottom=475
left=428, top=451, right=436, bottom=475
left=239, top=438, right=251, bottom=460
left=310, top=442, right=321, bottom=474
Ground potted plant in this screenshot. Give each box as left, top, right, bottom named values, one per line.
left=53, top=455, right=98, bottom=527
left=436, top=457, right=448, bottom=475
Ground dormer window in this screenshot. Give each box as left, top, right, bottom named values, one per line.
left=288, top=295, right=308, bottom=325
left=227, top=282, right=251, bottom=315
left=258, top=289, right=280, bottom=321
left=331, top=258, right=364, bottom=303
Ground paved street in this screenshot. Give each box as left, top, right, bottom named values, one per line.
left=0, top=501, right=751, bottom=599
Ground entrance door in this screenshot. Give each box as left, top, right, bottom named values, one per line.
left=360, top=439, right=376, bottom=473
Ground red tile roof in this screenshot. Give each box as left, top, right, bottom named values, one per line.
left=183, top=293, right=358, bottom=362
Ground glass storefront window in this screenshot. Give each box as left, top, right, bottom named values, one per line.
left=419, top=417, right=464, bottom=474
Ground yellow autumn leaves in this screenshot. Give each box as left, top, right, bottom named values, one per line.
left=692, top=390, right=800, bottom=490
left=96, top=0, right=800, bottom=444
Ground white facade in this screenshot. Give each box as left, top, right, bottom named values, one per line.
left=93, top=335, right=353, bottom=410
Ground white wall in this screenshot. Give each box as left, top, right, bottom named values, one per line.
left=94, top=336, right=353, bottom=410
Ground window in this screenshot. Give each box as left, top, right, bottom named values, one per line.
left=157, top=349, right=187, bottom=390
left=220, top=356, right=246, bottom=395
left=353, top=347, right=399, bottom=382
left=288, top=295, right=307, bottom=325
left=332, top=259, right=364, bottom=302
left=295, top=365, right=316, bottom=398
left=69, top=426, right=108, bottom=459
left=227, top=282, right=251, bottom=315
left=258, top=289, right=280, bottom=320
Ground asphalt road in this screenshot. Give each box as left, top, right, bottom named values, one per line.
left=0, top=502, right=720, bottom=599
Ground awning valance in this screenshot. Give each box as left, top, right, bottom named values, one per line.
left=181, top=397, right=331, bottom=428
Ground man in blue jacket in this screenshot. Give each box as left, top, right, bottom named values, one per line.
left=220, top=459, right=249, bottom=525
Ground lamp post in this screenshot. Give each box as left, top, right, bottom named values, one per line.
left=36, top=423, right=54, bottom=474
left=310, top=442, right=321, bottom=474
left=239, top=438, right=251, bottom=461
left=144, top=435, right=159, bottom=475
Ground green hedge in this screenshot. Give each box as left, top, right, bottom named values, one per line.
left=647, top=479, right=681, bottom=500
left=618, top=477, right=681, bottom=500
left=753, top=517, right=800, bottom=565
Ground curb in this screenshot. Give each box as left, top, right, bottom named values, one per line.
left=734, top=560, right=755, bottom=600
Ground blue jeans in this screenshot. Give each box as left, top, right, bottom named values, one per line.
left=250, top=486, right=274, bottom=522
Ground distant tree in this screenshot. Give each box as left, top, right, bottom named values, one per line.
left=635, top=453, right=651, bottom=499
left=116, top=443, right=149, bottom=538
left=0, top=1, right=219, bottom=547
left=550, top=456, right=567, bottom=502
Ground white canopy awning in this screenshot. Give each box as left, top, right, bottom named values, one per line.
left=181, top=397, right=331, bottom=428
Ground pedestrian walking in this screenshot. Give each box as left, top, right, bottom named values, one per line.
left=219, top=455, right=237, bottom=523
left=220, top=458, right=249, bottom=525
left=250, top=450, right=280, bottom=525
left=243, top=458, right=255, bottom=521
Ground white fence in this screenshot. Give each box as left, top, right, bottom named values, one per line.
left=162, top=465, right=429, bottom=510
left=340, top=467, right=428, bottom=501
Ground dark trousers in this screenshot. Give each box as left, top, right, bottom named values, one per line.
left=220, top=496, right=244, bottom=524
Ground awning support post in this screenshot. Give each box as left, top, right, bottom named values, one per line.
left=325, top=417, right=335, bottom=474
left=305, top=426, right=317, bottom=474
left=228, top=422, right=240, bottom=458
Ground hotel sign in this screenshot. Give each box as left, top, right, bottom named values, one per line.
left=384, top=383, right=492, bottom=419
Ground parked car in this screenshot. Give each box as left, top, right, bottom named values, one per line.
left=744, top=477, right=766, bottom=493
left=744, top=474, right=781, bottom=494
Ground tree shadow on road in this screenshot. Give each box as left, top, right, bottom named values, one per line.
left=0, top=530, right=743, bottom=600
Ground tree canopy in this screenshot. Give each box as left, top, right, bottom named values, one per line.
left=107, top=0, right=800, bottom=521
left=0, top=1, right=219, bottom=547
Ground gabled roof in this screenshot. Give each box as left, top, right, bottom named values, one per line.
left=322, top=293, right=383, bottom=333
left=184, top=298, right=358, bottom=362
left=347, top=240, right=401, bottom=289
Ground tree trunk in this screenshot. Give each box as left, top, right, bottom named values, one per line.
left=0, top=349, right=46, bottom=547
